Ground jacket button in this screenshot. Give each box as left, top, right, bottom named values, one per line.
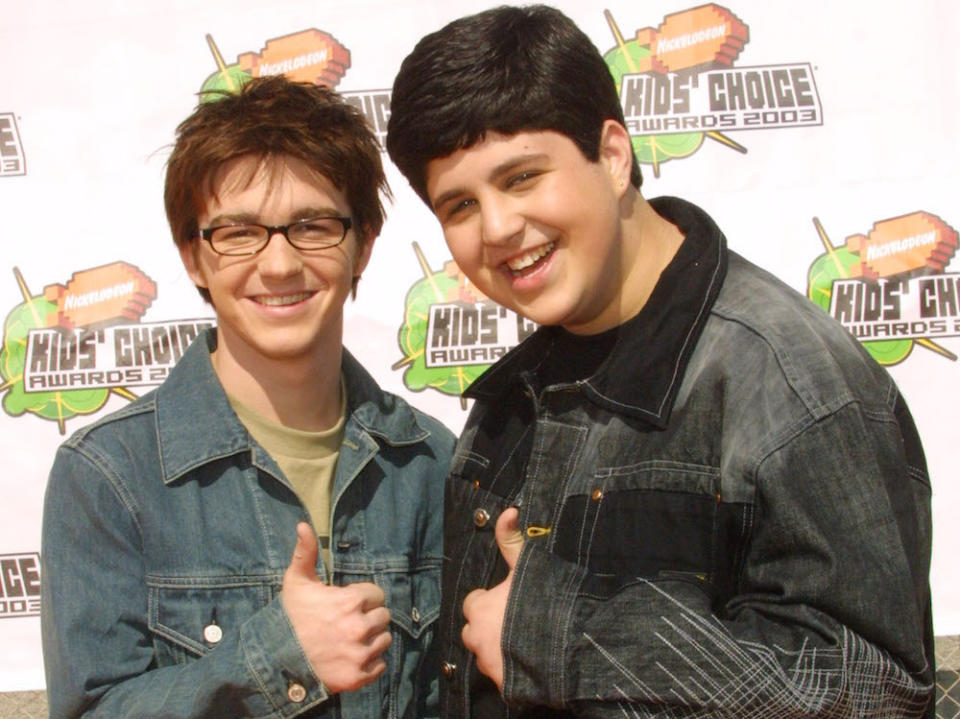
left=202, top=624, right=222, bottom=644
left=473, top=508, right=490, bottom=528
left=591, top=488, right=603, bottom=501
left=442, top=661, right=457, bottom=678
left=411, top=606, right=421, bottom=623
left=287, top=683, right=307, bottom=702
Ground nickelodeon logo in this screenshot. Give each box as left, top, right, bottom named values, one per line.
left=1, top=263, right=163, bottom=433
left=201, top=29, right=351, bottom=100
left=808, top=212, right=960, bottom=366
left=603, top=5, right=821, bottom=175
left=841, top=213, right=958, bottom=280
left=237, top=29, right=349, bottom=86
left=623, top=4, right=749, bottom=74
left=394, top=244, right=533, bottom=405
left=44, top=262, right=156, bottom=329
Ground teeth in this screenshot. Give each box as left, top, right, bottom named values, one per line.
left=506, top=243, right=554, bottom=273
left=255, top=292, right=311, bottom=306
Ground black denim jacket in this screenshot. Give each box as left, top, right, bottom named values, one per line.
left=439, top=198, right=935, bottom=718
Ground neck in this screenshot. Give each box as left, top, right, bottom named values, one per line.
left=617, top=189, right=686, bottom=321
left=211, top=332, right=343, bottom=432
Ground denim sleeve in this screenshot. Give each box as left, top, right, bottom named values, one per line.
left=41, top=444, right=328, bottom=719
left=500, top=401, right=934, bottom=717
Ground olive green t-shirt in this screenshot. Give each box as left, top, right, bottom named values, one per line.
left=228, top=382, right=346, bottom=575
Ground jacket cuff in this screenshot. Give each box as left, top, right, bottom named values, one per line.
left=240, top=597, right=330, bottom=715
left=501, top=544, right=584, bottom=708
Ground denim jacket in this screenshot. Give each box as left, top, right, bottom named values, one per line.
left=42, top=329, right=455, bottom=719
left=439, top=198, right=934, bottom=718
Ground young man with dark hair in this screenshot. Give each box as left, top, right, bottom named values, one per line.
left=42, top=75, right=454, bottom=718
left=387, top=5, right=934, bottom=718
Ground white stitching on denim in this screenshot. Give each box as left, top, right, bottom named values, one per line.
left=612, top=686, right=643, bottom=717
left=580, top=578, right=931, bottom=717
left=580, top=487, right=603, bottom=566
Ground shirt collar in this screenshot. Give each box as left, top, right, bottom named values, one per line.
left=340, top=347, right=431, bottom=448
left=465, top=196, right=728, bottom=428
left=156, top=328, right=429, bottom=483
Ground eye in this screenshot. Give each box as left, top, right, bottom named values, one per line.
left=443, top=197, right=477, bottom=222
left=296, top=218, right=340, bottom=236
left=506, top=170, right=539, bottom=189
left=216, top=225, right=260, bottom=241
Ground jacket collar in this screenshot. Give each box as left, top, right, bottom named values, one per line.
left=156, top=328, right=428, bottom=483
left=465, top=197, right=728, bottom=428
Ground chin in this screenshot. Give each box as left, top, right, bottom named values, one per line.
left=254, top=337, right=316, bottom=360
left=509, top=312, right=554, bottom=332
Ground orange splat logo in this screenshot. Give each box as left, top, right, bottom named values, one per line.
left=633, top=4, right=749, bottom=74
left=844, top=212, right=959, bottom=280
left=43, top=262, right=157, bottom=329
left=238, top=29, right=350, bottom=87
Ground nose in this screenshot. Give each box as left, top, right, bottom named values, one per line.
left=480, top=195, right=523, bottom=247
left=257, top=230, right=303, bottom=278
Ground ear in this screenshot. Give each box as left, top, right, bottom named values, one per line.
left=178, top=241, right=208, bottom=290
left=598, top=119, right=634, bottom=193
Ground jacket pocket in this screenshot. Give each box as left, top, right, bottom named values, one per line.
left=555, top=460, right=722, bottom=579
left=146, top=575, right=276, bottom=664
left=366, top=564, right=442, bottom=719
left=448, top=450, right=490, bottom=488
left=379, top=562, right=440, bottom=639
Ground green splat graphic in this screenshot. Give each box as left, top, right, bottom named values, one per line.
left=806, top=250, right=913, bottom=366
left=199, top=66, right=252, bottom=101
left=0, top=296, right=109, bottom=428
left=604, top=43, right=704, bottom=169
left=397, top=273, right=489, bottom=397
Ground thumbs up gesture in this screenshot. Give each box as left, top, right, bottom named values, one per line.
left=281, top=522, right=393, bottom=693
left=461, top=507, right=525, bottom=689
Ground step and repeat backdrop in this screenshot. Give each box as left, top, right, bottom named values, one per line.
left=1, top=0, right=957, bottom=691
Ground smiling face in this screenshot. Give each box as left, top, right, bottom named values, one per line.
left=181, top=154, right=372, bottom=375
left=425, top=124, right=636, bottom=335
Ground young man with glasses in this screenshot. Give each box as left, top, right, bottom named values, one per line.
left=41, top=75, right=454, bottom=718
left=386, top=5, right=934, bottom=718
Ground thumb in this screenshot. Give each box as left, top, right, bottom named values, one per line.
left=285, top=521, right=320, bottom=582
left=495, top=507, right=524, bottom=571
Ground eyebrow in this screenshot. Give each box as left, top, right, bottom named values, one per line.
left=203, top=206, right=345, bottom=227
left=431, top=152, right=551, bottom=213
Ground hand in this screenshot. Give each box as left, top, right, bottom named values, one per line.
left=281, top=522, right=392, bottom=693
left=461, top=507, right=525, bottom=689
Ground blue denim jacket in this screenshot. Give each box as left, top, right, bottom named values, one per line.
left=42, top=329, right=455, bottom=719
left=439, top=198, right=934, bottom=718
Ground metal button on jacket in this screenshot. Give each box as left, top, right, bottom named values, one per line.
left=202, top=624, right=222, bottom=644
left=473, top=508, right=490, bottom=528
left=287, top=683, right=307, bottom=703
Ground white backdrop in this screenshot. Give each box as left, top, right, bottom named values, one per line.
left=1, top=0, right=957, bottom=691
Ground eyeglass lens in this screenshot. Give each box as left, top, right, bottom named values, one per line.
left=208, top=217, right=350, bottom=255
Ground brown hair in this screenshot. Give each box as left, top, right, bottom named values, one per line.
left=164, top=75, right=389, bottom=301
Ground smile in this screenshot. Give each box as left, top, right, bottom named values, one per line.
left=252, top=292, right=313, bottom=307
left=505, top=242, right=555, bottom=274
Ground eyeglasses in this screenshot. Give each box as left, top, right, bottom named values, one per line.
left=198, top=216, right=353, bottom=256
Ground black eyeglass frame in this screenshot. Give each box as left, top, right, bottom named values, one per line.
left=197, top=216, right=353, bottom=256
